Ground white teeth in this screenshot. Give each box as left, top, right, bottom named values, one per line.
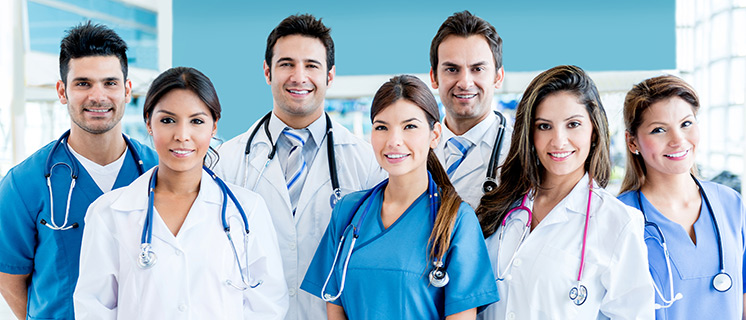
left=386, top=154, right=407, bottom=159
left=665, top=150, right=688, bottom=158
left=455, top=94, right=477, bottom=99
left=172, top=150, right=192, bottom=155
left=87, top=109, right=110, bottom=113
left=289, top=90, right=310, bottom=94
left=550, top=151, right=572, bottom=158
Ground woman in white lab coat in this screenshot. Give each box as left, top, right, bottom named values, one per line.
left=475, top=65, right=654, bottom=319
left=74, top=67, right=288, bottom=319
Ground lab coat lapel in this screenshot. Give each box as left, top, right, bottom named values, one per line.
left=450, top=143, right=486, bottom=184
left=174, top=170, right=222, bottom=237
left=247, top=135, right=292, bottom=212
left=294, top=128, right=334, bottom=222
left=538, top=174, right=592, bottom=228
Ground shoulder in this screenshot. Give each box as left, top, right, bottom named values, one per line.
left=216, top=126, right=256, bottom=154
left=0, top=142, right=56, bottom=193
left=616, top=190, right=638, bottom=208
left=701, top=180, right=743, bottom=205
left=224, top=181, right=265, bottom=209
left=331, top=121, right=371, bottom=147
left=127, top=137, right=158, bottom=166
left=593, top=187, right=644, bottom=230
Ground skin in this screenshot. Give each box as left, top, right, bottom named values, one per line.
left=0, top=55, right=131, bottom=319
left=430, top=35, right=504, bottom=135
left=146, top=89, right=217, bottom=236
left=263, top=34, right=335, bottom=129
left=531, top=91, right=594, bottom=229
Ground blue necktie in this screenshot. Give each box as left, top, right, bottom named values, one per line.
left=283, top=128, right=309, bottom=212
left=446, top=136, right=473, bottom=176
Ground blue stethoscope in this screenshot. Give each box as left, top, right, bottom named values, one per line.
left=137, top=166, right=262, bottom=290
left=42, top=130, right=145, bottom=231
left=320, top=172, right=448, bottom=302
left=243, top=112, right=342, bottom=208
left=636, top=175, right=731, bottom=309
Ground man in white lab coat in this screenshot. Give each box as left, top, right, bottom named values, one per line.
left=214, top=14, right=384, bottom=320
left=430, top=11, right=512, bottom=209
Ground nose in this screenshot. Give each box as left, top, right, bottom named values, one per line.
left=456, top=71, right=474, bottom=90
left=174, top=122, right=190, bottom=142
left=87, top=83, right=107, bottom=103
left=386, top=128, right=403, bottom=148
left=289, top=65, right=307, bottom=84
left=550, top=128, right=568, bottom=148
left=668, top=128, right=685, bottom=147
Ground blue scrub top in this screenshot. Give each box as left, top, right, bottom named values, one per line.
left=618, top=180, right=746, bottom=320
left=0, top=137, right=157, bottom=319
left=301, top=187, right=499, bottom=319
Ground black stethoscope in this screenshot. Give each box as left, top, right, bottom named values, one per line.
left=481, top=110, right=507, bottom=193
left=137, top=166, right=262, bottom=290
left=636, top=175, right=732, bottom=298
left=42, top=129, right=145, bottom=230
left=243, top=112, right=341, bottom=208
left=319, top=172, right=447, bottom=302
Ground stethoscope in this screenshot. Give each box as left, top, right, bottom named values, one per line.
left=495, top=185, right=593, bottom=306
left=243, top=112, right=341, bottom=208
left=137, top=166, right=262, bottom=290
left=320, top=172, right=447, bottom=302
left=482, top=110, right=507, bottom=194
left=636, top=175, right=731, bottom=307
left=42, top=129, right=145, bottom=231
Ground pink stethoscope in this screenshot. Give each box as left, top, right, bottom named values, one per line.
left=495, top=186, right=593, bottom=306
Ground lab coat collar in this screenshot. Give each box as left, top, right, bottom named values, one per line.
left=441, top=111, right=497, bottom=147
left=438, top=113, right=499, bottom=181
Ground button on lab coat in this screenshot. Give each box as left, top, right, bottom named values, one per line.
left=215, top=117, right=385, bottom=320
left=479, top=174, right=655, bottom=320
left=74, top=168, right=288, bottom=319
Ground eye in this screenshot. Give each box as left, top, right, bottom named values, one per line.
left=105, top=81, right=118, bottom=86
left=444, top=67, right=457, bottom=73
left=650, top=127, right=665, bottom=134
left=159, top=117, right=175, bottom=124
left=373, top=125, right=387, bottom=131
left=682, top=120, right=693, bottom=128
left=537, top=123, right=551, bottom=131
left=278, top=62, right=292, bottom=67
left=191, top=118, right=205, bottom=125
left=567, top=121, right=581, bottom=129
left=473, top=66, right=485, bottom=72
left=404, top=123, right=418, bottom=130
left=75, top=82, right=90, bottom=87
left=307, top=64, right=319, bottom=69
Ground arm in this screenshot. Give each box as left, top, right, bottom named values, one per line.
left=0, top=272, right=29, bottom=319
left=327, top=302, right=347, bottom=320
left=446, top=308, right=476, bottom=320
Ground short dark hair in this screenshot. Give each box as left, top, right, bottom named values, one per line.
left=430, top=10, right=502, bottom=81
left=265, top=14, right=334, bottom=76
left=59, top=21, right=128, bottom=84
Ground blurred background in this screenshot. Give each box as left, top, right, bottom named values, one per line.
left=1, top=0, right=745, bottom=316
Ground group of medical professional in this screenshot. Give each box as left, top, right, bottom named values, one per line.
left=0, top=8, right=743, bottom=320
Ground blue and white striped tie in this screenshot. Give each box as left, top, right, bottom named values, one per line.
left=283, top=128, right=309, bottom=212
left=445, top=136, right=473, bottom=177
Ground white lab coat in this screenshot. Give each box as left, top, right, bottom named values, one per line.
left=435, top=111, right=513, bottom=210
left=214, top=117, right=385, bottom=320
left=74, top=168, right=288, bottom=320
left=478, top=174, right=655, bottom=320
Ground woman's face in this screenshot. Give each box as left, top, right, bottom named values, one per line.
left=629, top=96, right=699, bottom=178
left=532, top=91, right=594, bottom=185
left=147, top=89, right=216, bottom=176
left=370, top=99, right=441, bottom=180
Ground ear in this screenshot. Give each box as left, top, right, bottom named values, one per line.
left=494, top=66, right=505, bottom=89
left=124, top=79, right=133, bottom=104
left=430, top=122, right=442, bottom=149
left=212, top=119, right=218, bottom=137
left=326, top=65, right=336, bottom=86
left=56, top=80, right=67, bottom=105
left=263, top=61, right=272, bottom=85
left=625, top=130, right=639, bottom=155
left=429, top=68, right=438, bottom=89
left=145, top=116, right=152, bottom=135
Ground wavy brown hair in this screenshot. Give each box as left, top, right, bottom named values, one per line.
left=619, top=75, right=700, bottom=194
left=476, top=65, right=610, bottom=238
left=370, top=75, right=462, bottom=264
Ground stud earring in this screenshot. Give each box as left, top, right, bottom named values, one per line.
left=634, top=150, right=640, bottom=155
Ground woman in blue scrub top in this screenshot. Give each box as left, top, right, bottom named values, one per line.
left=617, top=75, right=746, bottom=319
left=476, top=65, right=654, bottom=319
left=301, top=75, right=498, bottom=319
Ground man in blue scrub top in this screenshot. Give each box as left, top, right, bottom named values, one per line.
left=0, top=22, right=157, bottom=319
left=430, top=11, right=512, bottom=210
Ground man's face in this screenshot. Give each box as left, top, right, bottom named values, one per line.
left=431, top=35, right=503, bottom=124
left=264, top=35, right=335, bottom=123
left=57, top=55, right=131, bottom=134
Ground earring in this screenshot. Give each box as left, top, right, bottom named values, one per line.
left=148, top=130, right=153, bottom=135
left=634, top=150, right=640, bottom=155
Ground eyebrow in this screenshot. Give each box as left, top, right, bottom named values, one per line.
left=645, top=114, right=695, bottom=127
left=372, top=117, right=423, bottom=125
left=441, top=61, right=489, bottom=68
left=71, top=76, right=121, bottom=82
left=156, top=110, right=209, bottom=118
left=535, top=114, right=585, bottom=122
left=276, top=57, right=322, bottom=65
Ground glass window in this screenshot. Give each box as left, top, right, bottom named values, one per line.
left=727, top=106, right=744, bottom=145
left=710, top=12, right=728, bottom=60
left=731, top=58, right=745, bottom=105
left=734, top=9, right=746, bottom=56
left=709, top=106, right=726, bottom=152
left=709, top=60, right=728, bottom=107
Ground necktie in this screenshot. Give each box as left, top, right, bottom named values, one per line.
left=445, top=136, right=473, bottom=176
left=283, top=128, right=310, bottom=212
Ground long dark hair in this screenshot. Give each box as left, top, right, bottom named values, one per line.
left=370, top=75, right=462, bottom=264
left=476, top=65, right=610, bottom=238
left=143, top=67, right=222, bottom=167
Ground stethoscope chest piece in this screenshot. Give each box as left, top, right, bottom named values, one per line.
left=713, top=272, right=732, bottom=292
left=428, top=261, right=449, bottom=288
left=137, top=243, right=157, bottom=269
left=569, top=283, right=588, bottom=306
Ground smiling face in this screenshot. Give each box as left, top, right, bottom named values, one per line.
left=147, top=89, right=217, bottom=176
left=371, top=99, right=441, bottom=180
left=630, top=96, right=699, bottom=179
left=533, top=91, right=594, bottom=185
left=264, top=34, right=335, bottom=128
left=57, top=55, right=132, bottom=135
left=430, top=35, right=503, bottom=132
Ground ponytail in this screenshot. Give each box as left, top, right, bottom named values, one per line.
left=426, top=149, right=462, bottom=264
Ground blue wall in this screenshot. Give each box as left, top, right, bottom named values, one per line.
left=173, top=0, right=675, bottom=139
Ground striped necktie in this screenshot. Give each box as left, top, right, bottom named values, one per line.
left=283, top=128, right=310, bottom=212
left=445, top=136, right=473, bottom=176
